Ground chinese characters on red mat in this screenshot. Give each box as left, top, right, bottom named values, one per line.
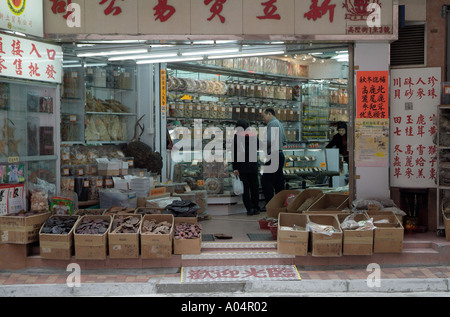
left=186, top=266, right=298, bottom=281
left=391, top=75, right=439, bottom=182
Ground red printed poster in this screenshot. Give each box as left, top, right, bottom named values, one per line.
left=390, top=67, right=441, bottom=188
left=356, top=71, right=389, bottom=119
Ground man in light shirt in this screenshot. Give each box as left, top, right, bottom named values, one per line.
left=260, top=108, right=287, bottom=209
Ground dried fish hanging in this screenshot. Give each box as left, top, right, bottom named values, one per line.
left=5, top=118, right=22, bottom=156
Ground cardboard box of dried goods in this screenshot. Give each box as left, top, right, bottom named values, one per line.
left=0, top=212, right=50, bottom=244
left=338, top=213, right=373, bottom=256
left=286, top=189, right=324, bottom=213
left=39, top=215, right=79, bottom=260
left=173, top=217, right=201, bottom=255
left=140, top=214, right=174, bottom=259
left=266, top=190, right=301, bottom=218
left=308, top=214, right=343, bottom=257
left=372, top=212, right=404, bottom=253
left=108, top=214, right=142, bottom=259
left=277, top=213, right=309, bottom=256
left=74, top=215, right=112, bottom=260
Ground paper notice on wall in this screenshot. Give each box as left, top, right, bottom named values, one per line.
left=355, top=119, right=389, bottom=167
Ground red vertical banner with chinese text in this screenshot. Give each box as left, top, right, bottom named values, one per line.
left=356, top=71, right=389, bottom=119
left=390, top=67, right=441, bottom=188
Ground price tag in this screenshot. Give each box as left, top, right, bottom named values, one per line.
left=69, top=115, right=77, bottom=122
left=7, top=157, right=19, bottom=163
left=197, top=180, right=204, bottom=186
left=83, top=180, right=89, bottom=188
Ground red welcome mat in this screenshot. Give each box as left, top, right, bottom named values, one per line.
left=181, top=265, right=301, bottom=283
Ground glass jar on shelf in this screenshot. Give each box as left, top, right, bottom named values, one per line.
left=193, top=103, right=202, bottom=118
left=202, top=102, right=211, bottom=119
left=184, top=101, right=194, bottom=118
left=240, top=103, right=248, bottom=120
left=169, top=102, right=177, bottom=117
left=247, top=81, right=256, bottom=98
left=176, top=102, right=185, bottom=118
left=255, top=82, right=264, bottom=98
left=232, top=103, right=241, bottom=120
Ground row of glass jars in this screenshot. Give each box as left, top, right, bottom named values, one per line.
left=169, top=101, right=301, bottom=122
left=171, top=123, right=299, bottom=142
left=226, top=80, right=294, bottom=100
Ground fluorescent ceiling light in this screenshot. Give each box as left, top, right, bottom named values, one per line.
left=137, top=57, right=203, bottom=65
left=85, top=63, right=108, bottom=67
left=109, top=52, right=178, bottom=61
left=182, top=48, right=239, bottom=56
left=208, top=50, right=285, bottom=60
left=63, top=64, right=82, bottom=68
left=77, top=49, right=149, bottom=57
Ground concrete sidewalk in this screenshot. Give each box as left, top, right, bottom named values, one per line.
left=1, top=265, right=450, bottom=297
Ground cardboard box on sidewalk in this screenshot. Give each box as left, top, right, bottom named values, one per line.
left=337, top=213, right=373, bottom=256
left=0, top=212, right=50, bottom=244
left=277, top=213, right=309, bottom=256
left=266, top=190, right=301, bottom=218
left=39, top=215, right=79, bottom=260
left=372, top=212, right=404, bottom=253
left=108, top=214, right=142, bottom=259
left=286, top=189, right=323, bottom=213
left=173, top=217, right=201, bottom=255
left=140, top=214, right=174, bottom=259
left=307, top=193, right=349, bottom=213
left=74, top=215, right=112, bottom=260
left=308, top=215, right=342, bottom=257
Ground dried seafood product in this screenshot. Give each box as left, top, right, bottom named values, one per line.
left=75, top=217, right=110, bottom=234
left=111, top=215, right=140, bottom=233
left=174, top=223, right=202, bottom=239
left=164, top=200, right=200, bottom=217
left=41, top=216, right=78, bottom=234
left=141, top=219, right=172, bottom=235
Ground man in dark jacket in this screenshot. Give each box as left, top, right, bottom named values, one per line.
left=326, top=121, right=349, bottom=164
left=232, top=119, right=261, bottom=215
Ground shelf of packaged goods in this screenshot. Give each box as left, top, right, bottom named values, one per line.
left=167, top=62, right=309, bottom=83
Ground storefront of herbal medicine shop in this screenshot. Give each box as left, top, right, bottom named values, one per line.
left=3, top=0, right=448, bottom=270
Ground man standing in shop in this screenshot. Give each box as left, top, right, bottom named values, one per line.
left=260, top=108, right=287, bottom=210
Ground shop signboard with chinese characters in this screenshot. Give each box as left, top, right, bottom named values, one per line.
left=0, top=0, right=44, bottom=38
left=43, top=0, right=395, bottom=39
left=0, top=33, right=62, bottom=84
left=390, top=67, right=441, bottom=188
